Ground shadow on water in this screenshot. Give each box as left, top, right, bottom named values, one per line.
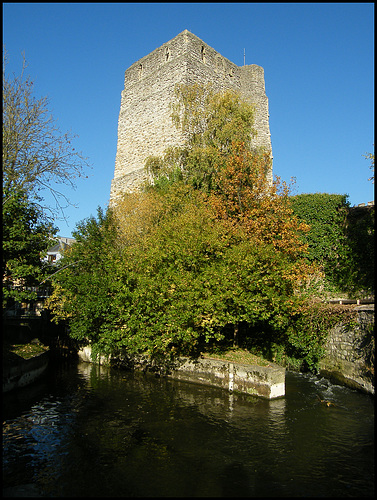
left=3, top=360, right=374, bottom=497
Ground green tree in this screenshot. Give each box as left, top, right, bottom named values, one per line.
left=289, top=193, right=374, bottom=295
left=344, top=203, right=374, bottom=295
left=113, top=85, right=319, bottom=364
left=113, top=185, right=235, bottom=357
left=2, top=185, right=58, bottom=308
left=3, top=49, right=90, bottom=313
left=49, top=183, right=304, bottom=363
left=46, top=207, right=121, bottom=359
left=290, top=193, right=350, bottom=288
left=110, top=184, right=310, bottom=362
left=48, top=85, right=330, bottom=372
left=144, top=85, right=313, bottom=284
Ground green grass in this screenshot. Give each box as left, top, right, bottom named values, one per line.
left=3, top=341, right=49, bottom=361
left=202, top=347, right=271, bottom=366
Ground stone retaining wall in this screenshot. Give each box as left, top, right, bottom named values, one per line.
left=167, top=357, right=285, bottom=399
left=3, top=351, right=49, bottom=393
left=77, top=346, right=285, bottom=399
left=319, top=305, right=374, bottom=394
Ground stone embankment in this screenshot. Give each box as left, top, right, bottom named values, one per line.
left=319, top=304, right=374, bottom=395
left=3, top=351, right=49, bottom=393
left=77, top=346, right=285, bottom=399
left=167, top=357, right=285, bottom=399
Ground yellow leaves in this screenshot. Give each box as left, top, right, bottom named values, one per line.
left=114, top=190, right=164, bottom=247
left=8, top=342, right=48, bottom=359
left=45, top=282, right=73, bottom=321
left=200, top=315, right=215, bottom=326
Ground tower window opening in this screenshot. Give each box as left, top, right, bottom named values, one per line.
left=201, top=46, right=206, bottom=63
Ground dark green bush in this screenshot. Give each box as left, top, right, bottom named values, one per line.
left=290, top=193, right=374, bottom=296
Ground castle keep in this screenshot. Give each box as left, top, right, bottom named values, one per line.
left=110, top=29, right=272, bottom=204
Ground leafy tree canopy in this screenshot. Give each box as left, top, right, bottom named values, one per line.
left=46, top=208, right=121, bottom=356
left=2, top=49, right=91, bottom=310
left=49, top=187, right=312, bottom=364
left=290, top=192, right=374, bottom=296
left=2, top=185, right=58, bottom=308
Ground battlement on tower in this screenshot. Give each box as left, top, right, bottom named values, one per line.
left=110, top=30, right=272, bottom=204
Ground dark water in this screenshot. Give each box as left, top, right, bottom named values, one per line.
left=3, top=359, right=374, bottom=497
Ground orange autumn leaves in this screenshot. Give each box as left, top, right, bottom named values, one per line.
left=207, top=142, right=311, bottom=262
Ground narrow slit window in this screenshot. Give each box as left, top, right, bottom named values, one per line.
left=215, top=56, right=222, bottom=73
left=201, top=45, right=206, bottom=63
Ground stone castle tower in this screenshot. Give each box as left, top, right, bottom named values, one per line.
left=110, top=29, right=272, bottom=204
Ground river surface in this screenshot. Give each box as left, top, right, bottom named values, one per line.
left=3, top=358, right=374, bottom=497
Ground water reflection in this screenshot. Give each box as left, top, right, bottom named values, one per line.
left=3, top=360, right=374, bottom=497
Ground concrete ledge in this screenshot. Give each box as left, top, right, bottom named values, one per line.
left=3, top=351, right=49, bottom=393
left=319, top=367, right=374, bottom=395
left=78, top=346, right=285, bottom=399
left=167, top=357, right=285, bottom=399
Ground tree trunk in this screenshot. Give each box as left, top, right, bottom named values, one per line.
left=233, top=323, right=239, bottom=348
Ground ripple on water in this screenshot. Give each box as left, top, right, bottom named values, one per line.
left=2, top=362, right=374, bottom=497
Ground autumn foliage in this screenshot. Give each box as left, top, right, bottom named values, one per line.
left=207, top=143, right=310, bottom=257
left=47, top=84, right=328, bottom=370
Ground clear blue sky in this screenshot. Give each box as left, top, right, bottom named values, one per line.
left=3, top=2, right=374, bottom=237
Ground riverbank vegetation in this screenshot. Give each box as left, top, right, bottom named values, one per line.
left=45, top=84, right=374, bottom=372
left=290, top=193, right=374, bottom=296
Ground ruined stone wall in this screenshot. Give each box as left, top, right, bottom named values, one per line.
left=110, top=30, right=272, bottom=204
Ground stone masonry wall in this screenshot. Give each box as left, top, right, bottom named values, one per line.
left=319, top=305, right=374, bottom=394
left=110, top=30, right=272, bottom=204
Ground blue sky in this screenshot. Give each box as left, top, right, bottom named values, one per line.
left=3, top=2, right=374, bottom=237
